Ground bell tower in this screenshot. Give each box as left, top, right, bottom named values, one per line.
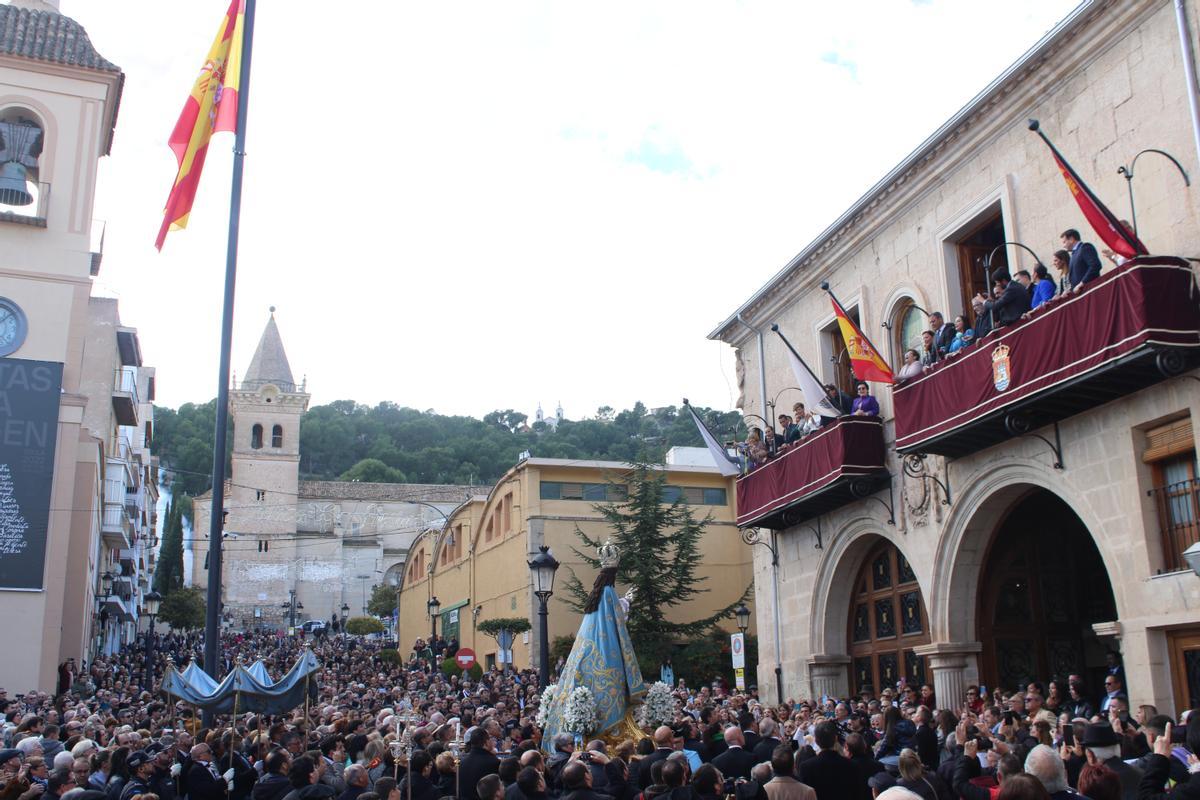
left=227, top=308, right=308, bottom=562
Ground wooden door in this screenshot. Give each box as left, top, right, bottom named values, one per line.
left=957, top=243, right=1007, bottom=325
left=1168, top=629, right=1200, bottom=715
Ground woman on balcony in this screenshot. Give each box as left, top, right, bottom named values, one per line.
left=897, top=350, right=924, bottom=381
left=852, top=383, right=880, bottom=417
left=948, top=316, right=974, bottom=353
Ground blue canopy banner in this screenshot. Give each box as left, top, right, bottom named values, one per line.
left=162, top=647, right=319, bottom=715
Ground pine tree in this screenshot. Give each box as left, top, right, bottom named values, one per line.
left=562, top=457, right=750, bottom=665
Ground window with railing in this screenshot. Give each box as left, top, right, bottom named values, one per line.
left=1144, top=417, right=1198, bottom=573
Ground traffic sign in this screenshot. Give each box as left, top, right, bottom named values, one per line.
left=735, top=668, right=745, bottom=690
left=455, top=648, right=477, bottom=670
left=731, top=633, right=745, bottom=668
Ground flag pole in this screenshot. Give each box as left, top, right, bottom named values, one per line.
left=1026, top=119, right=1144, bottom=256
left=204, top=0, right=257, bottom=724
left=769, top=324, right=830, bottom=389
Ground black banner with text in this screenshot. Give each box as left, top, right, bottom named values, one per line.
left=0, top=358, right=63, bottom=590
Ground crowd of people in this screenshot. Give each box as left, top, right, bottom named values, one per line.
left=731, top=228, right=1125, bottom=473
left=2, top=633, right=1197, bottom=800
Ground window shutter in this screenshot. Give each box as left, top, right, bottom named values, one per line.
left=1143, top=418, right=1194, bottom=462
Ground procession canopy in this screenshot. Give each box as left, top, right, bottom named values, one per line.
left=162, top=646, right=319, bottom=714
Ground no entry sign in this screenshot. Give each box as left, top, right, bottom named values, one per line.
left=455, top=648, right=476, bottom=670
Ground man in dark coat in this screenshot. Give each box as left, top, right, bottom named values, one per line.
left=751, top=720, right=782, bottom=766
left=559, top=763, right=612, bottom=800
left=1080, top=723, right=1141, bottom=800
left=796, top=723, right=866, bottom=800
left=980, top=274, right=1030, bottom=328
left=256, top=752, right=295, bottom=800
left=711, top=728, right=757, bottom=781
left=458, top=727, right=501, bottom=800
left=637, top=728, right=674, bottom=790
left=1062, top=229, right=1103, bottom=290
left=185, top=744, right=227, bottom=800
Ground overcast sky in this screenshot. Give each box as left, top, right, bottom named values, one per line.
left=70, top=0, right=1080, bottom=419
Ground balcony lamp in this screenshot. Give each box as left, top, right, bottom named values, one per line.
left=1184, top=541, right=1200, bottom=578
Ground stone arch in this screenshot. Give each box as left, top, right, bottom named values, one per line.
left=930, top=458, right=1123, bottom=646
left=880, top=283, right=933, bottom=367
left=0, top=95, right=57, bottom=182
left=809, top=516, right=929, bottom=657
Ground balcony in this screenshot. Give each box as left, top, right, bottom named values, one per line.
left=894, top=257, right=1200, bottom=458
left=101, top=502, right=131, bottom=548
left=736, top=417, right=889, bottom=529
left=1150, top=477, right=1200, bottom=573
left=111, top=367, right=139, bottom=426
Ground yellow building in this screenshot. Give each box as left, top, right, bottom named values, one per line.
left=397, top=454, right=754, bottom=673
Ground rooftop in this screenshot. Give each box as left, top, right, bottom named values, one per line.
left=242, top=312, right=297, bottom=392
left=0, top=3, right=121, bottom=74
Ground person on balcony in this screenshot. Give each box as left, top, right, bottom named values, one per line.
left=1061, top=229, right=1102, bottom=291
left=919, top=331, right=939, bottom=368
left=1051, top=249, right=1072, bottom=295
left=897, top=350, right=924, bottom=382
left=929, top=312, right=954, bottom=357
left=1030, top=265, right=1055, bottom=309
left=976, top=273, right=1029, bottom=329
left=823, top=384, right=854, bottom=421
left=851, top=383, right=879, bottom=417
left=948, top=316, right=973, bottom=353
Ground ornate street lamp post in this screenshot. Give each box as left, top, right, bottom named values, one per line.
left=735, top=603, right=750, bottom=635
left=143, top=590, right=162, bottom=691
left=527, top=546, right=560, bottom=687
left=427, top=595, right=441, bottom=643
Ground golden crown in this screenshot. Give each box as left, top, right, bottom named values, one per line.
left=992, top=343, right=1010, bottom=361
left=598, top=540, right=621, bottom=569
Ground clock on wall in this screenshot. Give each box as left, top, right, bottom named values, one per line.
left=0, top=298, right=28, bottom=357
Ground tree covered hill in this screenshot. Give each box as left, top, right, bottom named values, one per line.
left=154, top=400, right=746, bottom=497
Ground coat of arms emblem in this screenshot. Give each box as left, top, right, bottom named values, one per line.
left=992, top=343, right=1012, bottom=391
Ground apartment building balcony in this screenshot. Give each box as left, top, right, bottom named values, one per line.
left=736, top=417, right=889, bottom=529
left=101, top=502, right=131, bottom=548
left=111, top=366, right=139, bottom=426
left=893, top=257, right=1200, bottom=458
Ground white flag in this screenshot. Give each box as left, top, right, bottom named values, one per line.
left=684, top=403, right=741, bottom=477
left=785, top=347, right=841, bottom=418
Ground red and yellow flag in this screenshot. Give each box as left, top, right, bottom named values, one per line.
left=832, top=297, right=894, bottom=384
left=1029, top=120, right=1147, bottom=261
left=155, top=0, right=245, bottom=251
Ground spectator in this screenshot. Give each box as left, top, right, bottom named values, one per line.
left=994, top=773, right=1051, bottom=799
left=762, top=745, right=815, bottom=800
left=822, top=384, right=854, bottom=421
left=798, top=722, right=865, bottom=800
left=458, top=728, right=500, bottom=800
left=971, top=296, right=992, bottom=343
left=791, top=404, right=819, bottom=438
left=946, top=316, right=973, bottom=354
left=977, top=273, right=1030, bottom=328
left=1099, top=676, right=1127, bottom=714
left=1078, top=723, right=1140, bottom=800
left=1100, top=222, right=1134, bottom=270
left=1061, top=229, right=1102, bottom=291
left=929, top=313, right=954, bottom=358
left=1135, top=719, right=1200, bottom=800
left=894, top=749, right=948, bottom=800
left=1029, top=265, right=1055, bottom=309
left=851, top=384, right=879, bottom=418
left=897, top=350, right=923, bottom=381
left=1077, top=763, right=1121, bottom=800
left=920, top=331, right=939, bottom=368
left=711, top=728, right=754, bottom=781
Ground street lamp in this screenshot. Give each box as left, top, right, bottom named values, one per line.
left=97, top=571, right=114, bottom=657
left=528, top=545, right=560, bottom=687
left=735, top=603, right=750, bottom=634
left=427, top=596, right=441, bottom=642
left=282, top=589, right=303, bottom=632
left=143, top=590, right=162, bottom=691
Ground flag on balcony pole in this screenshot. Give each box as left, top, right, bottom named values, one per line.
left=683, top=400, right=741, bottom=477
left=1028, top=119, right=1147, bottom=260
left=155, top=0, right=246, bottom=250
left=823, top=284, right=894, bottom=384
left=770, top=325, right=841, bottom=418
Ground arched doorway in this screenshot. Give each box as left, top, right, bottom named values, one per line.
left=849, top=539, right=931, bottom=695
left=977, top=488, right=1118, bottom=692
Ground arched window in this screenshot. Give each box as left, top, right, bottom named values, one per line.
left=891, top=299, right=926, bottom=364
left=272, top=424, right=283, bottom=448
left=0, top=107, right=45, bottom=213
left=848, top=540, right=930, bottom=695
left=250, top=424, right=263, bottom=449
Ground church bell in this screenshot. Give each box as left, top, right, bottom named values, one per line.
left=0, top=120, right=42, bottom=207
left=0, top=161, right=32, bottom=206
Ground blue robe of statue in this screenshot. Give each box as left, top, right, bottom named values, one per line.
left=541, top=579, right=645, bottom=747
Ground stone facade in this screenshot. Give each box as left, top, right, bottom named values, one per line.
left=190, top=314, right=485, bottom=629
left=711, top=0, right=1200, bottom=714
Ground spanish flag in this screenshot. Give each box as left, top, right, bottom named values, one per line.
left=831, top=295, right=894, bottom=384
left=155, top=0, right=246, bottom=251
left=1028, top=120, right=1147, bottom=260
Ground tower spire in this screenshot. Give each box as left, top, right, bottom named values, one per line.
left=243, top=307, right=296, bottom=391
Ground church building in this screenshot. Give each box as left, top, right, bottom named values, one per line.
left=191, top=312, right=484, bottom=630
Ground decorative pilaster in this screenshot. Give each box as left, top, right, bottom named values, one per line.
left=807, top=654, right=851, bottom=700
left=914, top=641, right=982, bottom=707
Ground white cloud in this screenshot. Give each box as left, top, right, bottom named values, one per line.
left=67, top=0, right=1079, bottom=418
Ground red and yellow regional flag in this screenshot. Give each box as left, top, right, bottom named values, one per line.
left=155, top=0, right=245, bottom=250
left=832, top=298, right=894, bottom=384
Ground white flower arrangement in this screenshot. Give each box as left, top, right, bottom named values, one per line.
left=562, top=686, right=600, bottom=736
left=535, top=683, right=558, bottom=728
left=636, top=681, right=675, bottom=729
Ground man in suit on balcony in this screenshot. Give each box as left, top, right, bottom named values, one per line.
left=1061, top=228, right=1102, bottom=291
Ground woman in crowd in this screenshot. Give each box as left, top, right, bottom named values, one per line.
left=896, top=748, right=950, bottom=800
